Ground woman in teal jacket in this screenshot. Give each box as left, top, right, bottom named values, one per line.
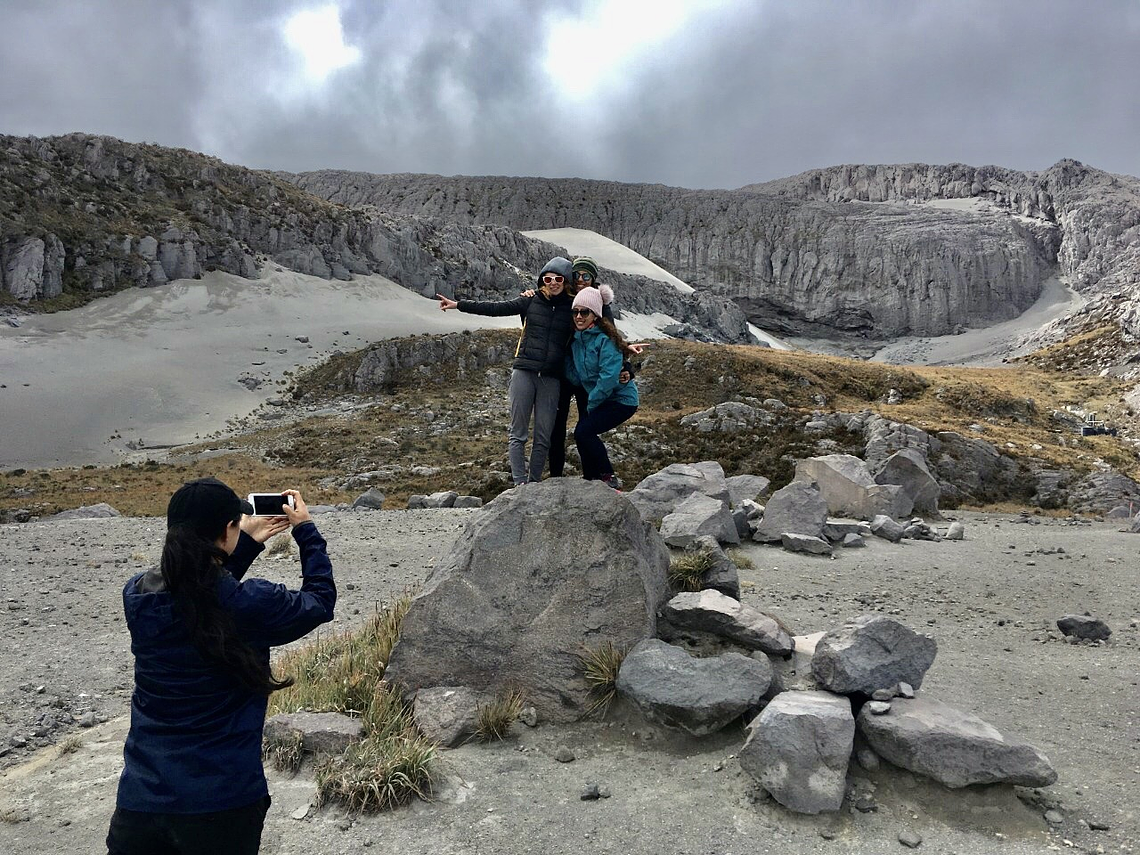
left=563, top=287, right=639, bottom=487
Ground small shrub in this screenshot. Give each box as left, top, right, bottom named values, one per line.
left=668, top=550, right=715, bottom=592
left=57, top=735, right=82, bottom=756
left=262, top=729, right=304, bottom=774
left=577, top=641, right=626, bottom=718
left=475, top=689, right=524, bottom=741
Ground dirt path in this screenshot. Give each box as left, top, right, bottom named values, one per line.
left=1, top=509, right=1136, bottom=854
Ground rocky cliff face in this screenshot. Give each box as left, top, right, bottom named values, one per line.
left=0, top=134, right=751, bottom=342
left=288, top=170, right=1059, bottom=337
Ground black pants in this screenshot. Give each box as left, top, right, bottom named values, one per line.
left=106, top=796, right=270, bottom=855
left=548, top=380, right=588, bottom=477
left=574, top=401, right=638, bottom=480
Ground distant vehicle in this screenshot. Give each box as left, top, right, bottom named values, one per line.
left=1080, top=412, right=1118, bottom=437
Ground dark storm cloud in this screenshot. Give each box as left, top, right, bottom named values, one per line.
left=2, top=0, right=1139, bottom=187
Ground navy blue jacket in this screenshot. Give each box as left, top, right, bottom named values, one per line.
left=115, top=522, right=335, bottom=814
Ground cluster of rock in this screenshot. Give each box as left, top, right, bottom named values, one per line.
left=377, top=479, right=1055, bottom=818
left=679, top=398, right=1140, bottom=514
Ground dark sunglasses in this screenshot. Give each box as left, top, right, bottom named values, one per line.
left=573, top=271, right=594, bottom=282
left=541, top=274, right=565, bottom=284
left=572, top=308, right=594, bottom=317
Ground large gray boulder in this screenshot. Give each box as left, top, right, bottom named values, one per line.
left=812, top=615, right=937, bottom=695
left=870, top=514, right=905, bottom=543
left=739, top=691, right=854, bottom=814
left=626, top=461, right=731, bottom=522
left=385, top=480, right=671, bottom=723
left=658, top=589, right=794, bottom=656
left=875, top=449, right=941, bottom=516
left=794, top=454, right=913, bottom=521
left=660, top=492, right=739, bottom=547
left=780, top=533, right=833, bottom=555
left=616, top=639, right=771, bottom=736
left=48, top=503, right=122, bottom=520
left=752, top=481, right=828, bottom=543
left=857, top=697, right=1058, bottom=788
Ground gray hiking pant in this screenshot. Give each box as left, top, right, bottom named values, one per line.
left=507, top=368, right=561, bottom=485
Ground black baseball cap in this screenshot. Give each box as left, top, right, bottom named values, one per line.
left=167, top=477, right=253, bottom=535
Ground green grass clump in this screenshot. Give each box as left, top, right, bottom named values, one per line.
left=475, top=688, right=525, bottom=741
left=577, top=641, right=626, bottom=718
left=56, top=735, right=83, bottom=756
left=265, top=592, right=437, bottom=812
left=726, top=548, right=754, bottom=570
left=668, top=550, right=716, bottom=592
left=262, top=729, right=304, bottom=774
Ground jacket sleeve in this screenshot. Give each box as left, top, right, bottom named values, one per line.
left=587, top=338, right=624, bottom=413
left=457, top=295, right=531, bottom=318
left=622, top=359, right=636, bottom=380
left=224, top=531, right=264, bottom=581
left=235, top=521, right=336, bottom=648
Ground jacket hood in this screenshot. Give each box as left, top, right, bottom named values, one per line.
left=537, top=256, right=573, bottom=284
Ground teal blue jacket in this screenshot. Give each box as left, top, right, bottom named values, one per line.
left=564, top=325, right=639, bottom=413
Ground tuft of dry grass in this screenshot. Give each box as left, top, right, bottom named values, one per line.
left=56, top=735, right=82, bottom=756
left=577, top=641, right=626, bottom=719
left=668, top=550, right=716, bottom=592
left=268, top=592, right=413, bottom=719
left=264, top=591, right=438, bottom=812
left=475, top=688, right=525, bottom=741
left=726, top=548, right=754, bottom=570
left=262, top=729, right=304, bottom=774
left=313, top=732, right=436, bottom=813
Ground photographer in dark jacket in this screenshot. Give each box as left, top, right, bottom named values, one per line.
left=437, top=256, right=575, bottom=485
left=106, top=478, right=335, bottom=855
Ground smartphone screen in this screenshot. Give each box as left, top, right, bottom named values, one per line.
left=251, top=494, right=288, bottom=516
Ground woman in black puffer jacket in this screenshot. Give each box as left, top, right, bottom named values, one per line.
left=437, top=257, right=575, bottom=485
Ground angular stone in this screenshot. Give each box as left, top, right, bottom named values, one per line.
left=407, top=494, right=427, bottom=509
left=658, top=589, right=794, bottom=656
left=412, top=686, right=483, bottom=747
left=351, top=488, right=385, bottom=510
left=875, top=448, right=941, bottom=516
left=738, top=690, right=854, bottom=814
left=794, top=454, right=913, bottom=521
left=869, top=515, right=905, bottom=543
left=422, top=490, right=459, bottom=509
left=616, top=639, right=771, bottom=736
left=812, top=615, right=937, bottom=695
left=781, top=533, right=833, bottom=555
left=385, top=480, right=670, bottom=723
left=753, top=481, right=828, bottom=543
left=453, top=495, right=483, bottom=508
left=841, top=533, right=865, bottom=548
left=857, top=697, right=1058, bottom=788
left=264, top=711, right=363, bottom=757
left=626, top=461, right=730, bottom=522
left=660, top=492, right=739, bottom=547
left=1056, top=614, right=1111, bottom=641
left=725, top=474, right=771, bottom=507
left=945, top=521, right=965, bottom=540
left=48, top=503, right=122, bottom=521
left=822, top=518, right=872, bottom=541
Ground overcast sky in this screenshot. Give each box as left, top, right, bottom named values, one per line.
left=2, top=0, right=1138, bottom=189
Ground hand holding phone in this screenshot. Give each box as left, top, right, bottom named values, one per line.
left=247, top=493, right=295, bottom=516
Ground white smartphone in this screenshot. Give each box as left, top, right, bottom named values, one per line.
left=246, top=493, right=295, bottom=517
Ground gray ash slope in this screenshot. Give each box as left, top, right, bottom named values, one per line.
left=288, top=160, right=1140, bottom=354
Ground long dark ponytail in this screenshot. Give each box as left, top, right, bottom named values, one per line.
left=161, top=523, right=293, bottom=695
left=595, top=316, right=639, bottom=360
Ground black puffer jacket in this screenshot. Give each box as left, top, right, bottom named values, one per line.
left=457, top=258, right=575, bottom=375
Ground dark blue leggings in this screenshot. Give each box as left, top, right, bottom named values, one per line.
left=573, top=401, right=638, bottom=480
left=106, top=796, right=270, bottom=855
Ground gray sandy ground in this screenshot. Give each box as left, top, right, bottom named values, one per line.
left=1, top=508, right=1137, bottom=854
left=0, top=271, right=517, bottom=469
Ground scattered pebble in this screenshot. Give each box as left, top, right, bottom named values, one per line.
left=898, top=829, right=923, bottom=848
left=580, top=783, right=600, bottom=801
left=554, top=746, right=575, bottom=763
